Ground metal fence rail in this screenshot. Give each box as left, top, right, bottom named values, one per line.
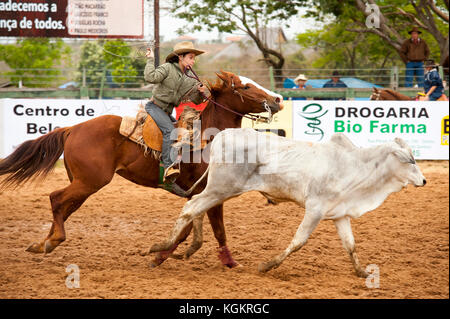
left=1, top=66, right=448, bottom=99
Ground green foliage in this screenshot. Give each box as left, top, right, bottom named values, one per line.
left=77, top=39, right=142, bottom=88
left=303, top=0, right=448, bottom=63
left=76, top=40, right=106, bottom=87
left=172, top=0, right=306, bottom=34
left=0, top=38, right=71, bottom=87
left=296, top=23, right=402, bottom=70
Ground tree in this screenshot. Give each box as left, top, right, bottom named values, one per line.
left=77, top=40, right=142, bottom=88
left=297, top=21, right=406, bottom=86
left=170, top=0, right=307, bottom=85
left=306, top=0, right=449, bottom=65
left=76, top=41, right=107, bottom=88
left=0, top=38, right=71, bottom=87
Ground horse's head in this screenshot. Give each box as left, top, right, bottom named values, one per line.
left=370, top=87, right=381, bottom=100
left=210, top=71, right=283, bottom=116
left=370, top=87, right=413, bottom=101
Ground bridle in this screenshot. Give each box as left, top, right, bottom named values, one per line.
left=371, top=91, right=381, bottom=100
left=184, top=66, right=274, bottom=123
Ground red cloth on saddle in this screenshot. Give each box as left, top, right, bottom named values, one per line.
left=175, top=101, right=208, bottom=120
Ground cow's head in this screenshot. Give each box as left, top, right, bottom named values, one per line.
left=388, top=138, right=426, bottom=187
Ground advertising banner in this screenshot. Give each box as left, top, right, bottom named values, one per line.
left=242, top=101, right=293, bottom=138
left=0, top=98, right=147, bottom=157
left=0, top=0, right=143, bottom=38
left=292, top=100, right=449, bottom=160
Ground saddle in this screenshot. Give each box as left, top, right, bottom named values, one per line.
left=119, top=104, right=206, bottom=157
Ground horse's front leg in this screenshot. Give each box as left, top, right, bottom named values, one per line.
left=206, top=204, right=239, bottom=268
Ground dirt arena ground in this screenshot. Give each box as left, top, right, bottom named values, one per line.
left=0, top=161, right=448, bottom=299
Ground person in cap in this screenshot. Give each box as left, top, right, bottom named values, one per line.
left=323, top=70, right=347, bottom=88
left=400, top=26, right=430, bottom=87
left=294, top=74, right=308, bottom=90
left=422, top=59, right=446, bottom=101
left=144, top=41, right=206, bottom=183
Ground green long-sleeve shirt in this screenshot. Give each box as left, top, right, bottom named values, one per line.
left=144, top=58, right=204, bottom=114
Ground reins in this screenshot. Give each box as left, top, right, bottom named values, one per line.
left=184, top=66, right=273, bottom=124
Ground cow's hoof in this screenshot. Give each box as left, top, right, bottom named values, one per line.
left=149, top=241, right=171, bottom=253
left=170, top=253, right=184, bottom=260
left=149, top=253, right=167, bottom=268
left=356, top=269, right=369, bottom=278
left=258, top=260, right=278, bottom=273
left=26, top=242, right=44, bottom=254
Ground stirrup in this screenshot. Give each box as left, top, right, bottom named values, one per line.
left=163, top=167, right=180, bottom=183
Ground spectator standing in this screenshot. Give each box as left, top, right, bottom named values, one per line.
left=400, top=26, right=430, bottom=87
left=322, top=71, right=347, bottom=100
left=323, top=71, right=347, bottom=88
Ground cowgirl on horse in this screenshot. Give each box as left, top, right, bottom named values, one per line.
left=144, top=41, right=207, bottom=183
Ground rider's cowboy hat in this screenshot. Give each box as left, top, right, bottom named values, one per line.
left=165, top=41, right=205, bottom=62
left=408, top=26, right=422, bottom=34
left=294, top=74, right=308, bottom=83
left=424, top=59, right=439, bottom=68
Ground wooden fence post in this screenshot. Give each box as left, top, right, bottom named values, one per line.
left=269, top=66, right=275, bottom=92
left=80, top=67, right=89, bottom=99
left=390, top=66, right=398, bottom=90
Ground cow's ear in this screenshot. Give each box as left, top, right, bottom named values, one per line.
left=392, top=148, right=416, bottom=164
left=330, top=133, right=356, bottom=150
left=394, top=137, right=409, bottom=149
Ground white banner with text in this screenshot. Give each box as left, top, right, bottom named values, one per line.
left=0, top=98, right=148, bottom=157
left=292, top=100, right=449, bottom=160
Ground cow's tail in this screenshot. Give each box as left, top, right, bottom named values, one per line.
left=0, top=128, right=69, bottom=189
left=185, top=165, right=210, bottom=197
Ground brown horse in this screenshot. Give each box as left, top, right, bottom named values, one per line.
left=370, top=87, right=414, bottom=100
left=0, top=70, right=282, bottom=268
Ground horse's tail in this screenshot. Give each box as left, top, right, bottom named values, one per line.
left=0, top=127, right=70, bottom=189
left=184, top=165, right=210, bottom=197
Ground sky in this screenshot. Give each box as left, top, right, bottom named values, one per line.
left=155, top=6, right=322, bottom=42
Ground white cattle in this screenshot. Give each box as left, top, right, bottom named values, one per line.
left=150, top=129, right=426, bottom=277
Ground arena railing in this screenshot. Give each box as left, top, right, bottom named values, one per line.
left=0, top=66, right=448, bottom=100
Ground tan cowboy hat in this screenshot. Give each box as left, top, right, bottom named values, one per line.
left=165, top=41, right=205, bottom=62
left=294, top=74, right=308, bottom=83
left=424, top=59, right=439, bottom=68
left=408, top=26, right=422, bottom=34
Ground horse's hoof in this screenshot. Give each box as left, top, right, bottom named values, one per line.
left=43, top=240, right=55, bottom=254
left=26, top=242, right=43, bottom=254
left=217, top=246, right=239, bottom=268
left=225, top=260, right=240, bottom=268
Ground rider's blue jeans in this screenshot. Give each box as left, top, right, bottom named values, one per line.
left=145, top=102, right=178, bottom=169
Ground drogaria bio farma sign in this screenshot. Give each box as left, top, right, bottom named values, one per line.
left=292, top=100, right=449, bottom=160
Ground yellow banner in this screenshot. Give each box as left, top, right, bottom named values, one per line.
left=442, top=115, right=449, bottom=146
left=241, top=101, right=292, bottom=138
